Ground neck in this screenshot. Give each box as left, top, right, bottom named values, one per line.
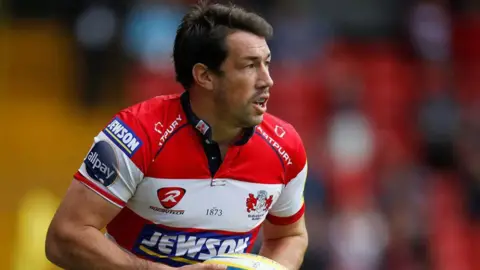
left=189, top=90, right=242, bottom=144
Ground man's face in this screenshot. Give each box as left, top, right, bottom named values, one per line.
left=212, top=31, right=273, bottom=128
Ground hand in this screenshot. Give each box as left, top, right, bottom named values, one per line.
left=178, top=263, right=227, bottom=269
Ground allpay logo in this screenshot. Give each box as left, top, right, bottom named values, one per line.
left=84, top=141, right=118, bottom=186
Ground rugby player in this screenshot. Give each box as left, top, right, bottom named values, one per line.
left=46, top=1, right=308, bottom=269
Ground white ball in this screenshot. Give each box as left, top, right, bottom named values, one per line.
left=203, top=253, right=288, bottom=270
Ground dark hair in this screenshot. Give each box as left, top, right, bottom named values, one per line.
left=173, top=1, right=273, bottom=90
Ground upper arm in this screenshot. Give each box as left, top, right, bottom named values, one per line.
left=262, top=216, right=307, bottom=241
left=50, top=179, right=123, bottom=232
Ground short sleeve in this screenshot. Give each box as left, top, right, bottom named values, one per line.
left=74, top=110, right=151, bottom=208
left=267, top=135, right=307, bottom=225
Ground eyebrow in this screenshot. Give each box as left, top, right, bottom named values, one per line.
left=242, top=53, right=271, bottom=61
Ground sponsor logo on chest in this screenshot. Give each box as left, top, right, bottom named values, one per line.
left=133, top=225, right=251, bottom=263
left=149, top=187, right=186, bottom=215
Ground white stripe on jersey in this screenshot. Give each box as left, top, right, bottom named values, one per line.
left=78, top=179, right=125, bottom=208
left=127, top=177, right=284, bottom=232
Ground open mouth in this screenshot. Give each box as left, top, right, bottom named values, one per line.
left=252, top=95, right=269, bottom=114
left=253, top=97, right=267, bottom=108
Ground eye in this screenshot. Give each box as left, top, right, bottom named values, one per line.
left=245, top=63, right=255, bottom=69
left=265, top=61, right=271, bottom=67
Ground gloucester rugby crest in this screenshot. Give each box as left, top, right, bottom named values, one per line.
left=246, top=190, right=274, bottom=221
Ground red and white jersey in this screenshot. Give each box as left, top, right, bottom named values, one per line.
left=74, top=92, right=308, bottom=267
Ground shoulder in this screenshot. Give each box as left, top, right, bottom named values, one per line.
left=257, top=113, right=304, bottom=153
left=114, top=94, right=182, bottom=132
left=122, top=94, right=182, bottom=123
left=102, top=94, right=182, bottom=158
left=256, top=113, right=307, bottom=180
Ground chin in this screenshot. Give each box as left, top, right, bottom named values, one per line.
left=235, top=110, right=264, bottom=127
left=246, top=115, right=264, bottom=127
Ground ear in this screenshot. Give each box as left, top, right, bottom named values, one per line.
left=192, top=63, right=214, bottom=91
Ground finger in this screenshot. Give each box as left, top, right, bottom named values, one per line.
left=201, top=263, right=228, bottom=270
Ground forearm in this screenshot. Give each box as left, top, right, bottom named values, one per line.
left=259, top=234, right=308, bottom=270
left=46, top=226, right=168, bottom=270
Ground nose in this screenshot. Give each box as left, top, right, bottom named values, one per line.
left=258, top=65, right=274, bottom=89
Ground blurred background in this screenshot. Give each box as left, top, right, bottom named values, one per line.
left=1, top=0, right=480, bottom=269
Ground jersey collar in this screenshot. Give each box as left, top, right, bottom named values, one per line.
left=180, top=91, right=255, bottom=146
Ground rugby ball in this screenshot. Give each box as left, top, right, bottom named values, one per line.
left=203, top=253, right=288, bottom=270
